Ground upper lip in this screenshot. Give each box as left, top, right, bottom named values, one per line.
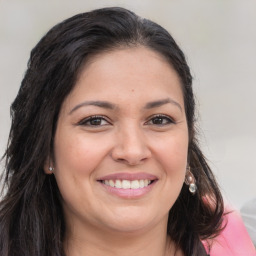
left=97, top=172, right=158, bottom=181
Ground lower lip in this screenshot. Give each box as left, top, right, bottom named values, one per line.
left=99, top=181, right=156, bottom=199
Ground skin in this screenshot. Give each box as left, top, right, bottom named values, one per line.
left=47, top=47, right=188, bottom=256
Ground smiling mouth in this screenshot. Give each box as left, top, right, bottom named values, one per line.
left=99, top=179, right=155, bottom=189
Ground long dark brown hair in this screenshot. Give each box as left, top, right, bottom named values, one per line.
left=0, top=7, right=224, bottom=256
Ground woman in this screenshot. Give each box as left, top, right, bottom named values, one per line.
left=0, top=7, right=254, bottom=256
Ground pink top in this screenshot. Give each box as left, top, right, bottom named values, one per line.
left=203, top=210, right=256, bottom=255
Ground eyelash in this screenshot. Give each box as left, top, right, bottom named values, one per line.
left=77, top=114, right=175, bottom=127
left=145, top=114, right=175, bottom=126
left=78, top=115, right=110, bottom=126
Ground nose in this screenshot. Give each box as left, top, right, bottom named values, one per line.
left=111, top=124, right=151, bottom=166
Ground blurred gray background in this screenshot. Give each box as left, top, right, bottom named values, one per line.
left=0, top=0, right=255, bottom=210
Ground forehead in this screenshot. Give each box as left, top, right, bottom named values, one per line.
left=63, top=46, right=184, bottom=111
left=81, top=46, right=178, bottom=82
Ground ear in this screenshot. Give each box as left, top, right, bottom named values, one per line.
left=44, top=157, right=54, bottom=174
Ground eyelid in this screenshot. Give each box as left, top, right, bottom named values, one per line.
left=77, top=115, right=111, bottom=126
left=145, top=114, right=176, bottom=125
left=76, top=114, right=175, bottom=127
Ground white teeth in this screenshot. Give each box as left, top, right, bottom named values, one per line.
left=122, top=180, right=131, bottom=189
left=103, top=179, right=152, bottom=189
left=131, top=180, right=140, bottom=189
left=139, top=180, right=144, bottom=188
left=109, top=180, right=115, bottom=187
left=115, top=180, right=122, bottom=188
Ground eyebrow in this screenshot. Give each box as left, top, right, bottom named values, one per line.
left=144, top=98, right=182, bottom=111
left=69, top=97, right=182, bottom=114
left=69, top=100, right=116, bottom=114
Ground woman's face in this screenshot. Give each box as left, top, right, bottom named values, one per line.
left=51, top=47, right=189, bottom=235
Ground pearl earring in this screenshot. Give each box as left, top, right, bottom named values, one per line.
left=185, top=167, right=197, bottom=194
left=48, top=166, right=54, bottom=172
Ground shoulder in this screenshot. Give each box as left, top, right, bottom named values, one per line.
left=203, top=209, right=256, bottom=256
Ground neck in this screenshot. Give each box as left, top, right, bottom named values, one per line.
left=64, top=217, right=181, bottom=256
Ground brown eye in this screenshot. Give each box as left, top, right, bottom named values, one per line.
left=152, top=117, right=165, bottom=125
left=78, top=116, right=109, bottom=126
left=89, top=117, right=104, bottom=126
left=146, top=115, right=174, bottom=126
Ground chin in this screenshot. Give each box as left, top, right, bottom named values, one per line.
left=102, top=208, right=167, bottom=234
left=107, top=220, right=153, bottom=234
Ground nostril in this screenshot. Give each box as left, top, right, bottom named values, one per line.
left=113, top=155, right=150, bottom=166
left=111, top=139, right=151, bottom=165
left=116, top=158, right=127, bottom=163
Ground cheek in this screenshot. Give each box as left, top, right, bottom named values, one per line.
left=53, top=134, right=108, bottom=210
left=149, top=139, right=188, bottom=216
left=154, top=132, right=189, bottom=171
left=54, top=133, right=106, bottom=176
left=153, top=131, right=188, bottom=202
